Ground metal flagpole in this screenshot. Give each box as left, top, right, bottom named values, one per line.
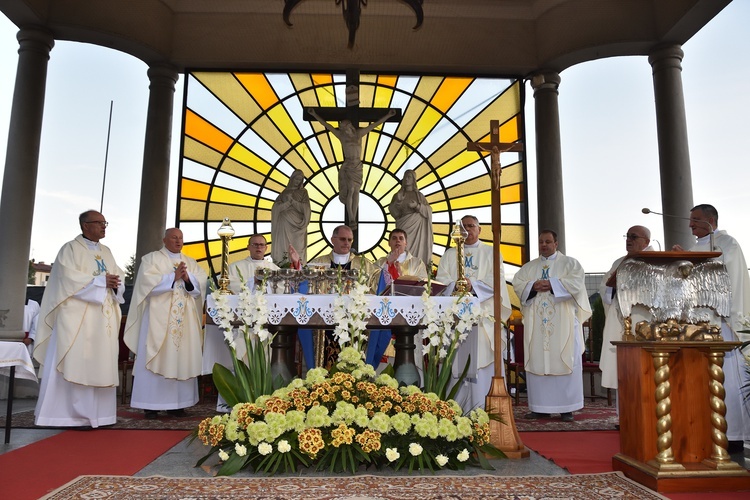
left=100, top=100, right=113, bottom=212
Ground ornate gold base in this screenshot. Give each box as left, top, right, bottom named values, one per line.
left=614, top=453, right=750, bottom=493
left=485, top=376, right=529, bottom=459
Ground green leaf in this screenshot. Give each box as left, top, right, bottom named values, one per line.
left=212, top=363, right=244, bottom=407
left=216, top=452, right=250, bottom=476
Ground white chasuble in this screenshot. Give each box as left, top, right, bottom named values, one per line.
left=124, top=248, right=207, bottom=380
left=513, top=252, right=591, bottom=377
left=690, top=231, right=750, bottom=441
left=229, top=258, right=279, bottom=293
left=437, top=243, right=512, bottom=371
left=34, top=235, right=125, bottom=387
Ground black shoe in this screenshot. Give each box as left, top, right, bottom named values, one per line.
left=524, top=411, right=550, bottom=420
left=144, top=410, right=158, bottom=420
left=560, top=412, right=574, bottom=422
left=167, top=409, right=188, bottom=418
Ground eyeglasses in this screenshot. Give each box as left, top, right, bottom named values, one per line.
left=623, top=233, right=645, bottom=241
left=85, top=221, right=108, bottom=227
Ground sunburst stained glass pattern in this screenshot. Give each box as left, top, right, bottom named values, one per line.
left=177, top=72, right=528, bottom=277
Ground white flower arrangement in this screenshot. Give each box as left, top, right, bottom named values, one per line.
left=331, top=267, right=371, bottom=354
left=209, top=273, right=279, bottom=406
left=419, top=287, right=493, bottom=400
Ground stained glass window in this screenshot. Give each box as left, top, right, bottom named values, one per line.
left=177, top=71, right=528, bottom=278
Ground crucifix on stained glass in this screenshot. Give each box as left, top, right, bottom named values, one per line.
left=304, top=69, right=402, bottom=243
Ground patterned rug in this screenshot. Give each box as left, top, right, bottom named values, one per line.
left=512, top=399, right=618, bottom=432
left=42, top=472, right=666, bottom=499
left=3, top=398, right=617, bottom=431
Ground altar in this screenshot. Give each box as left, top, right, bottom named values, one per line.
left=0, top=341, right=37, bottom=443
left=205, top=293, right=480, bottom=386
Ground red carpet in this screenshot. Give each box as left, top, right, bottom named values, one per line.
left=520, top=431, right=749, bottom=499
left=0, top=429, right=190, bottom=500
left=520, top=430, right=620, bottom=474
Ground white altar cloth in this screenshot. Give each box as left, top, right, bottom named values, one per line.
left=0, top=341, right=37, bottom=381
left=206, top=294, right=479, bottom=327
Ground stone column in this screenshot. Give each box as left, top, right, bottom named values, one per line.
left=0, top=28, right=54, bottom=340
left=134, top=65, right=179, bottom=273
left=649, top=44, right=694, bottom=249
left=531, top=71, right=566, bottom=252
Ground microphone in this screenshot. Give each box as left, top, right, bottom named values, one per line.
left=642, top=207, right=714, bottom=251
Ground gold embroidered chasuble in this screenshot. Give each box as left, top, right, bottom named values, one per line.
left=512, top=252, right=591, bottom=376
left=124, top=248, right=207, bottom=380
left=33, top=235, right=125, bottom=387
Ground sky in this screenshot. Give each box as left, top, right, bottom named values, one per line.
left=0, top=2, right=749, bottom=274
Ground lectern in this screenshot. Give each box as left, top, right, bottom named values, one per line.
left=611, top=251, right=750, bottom=492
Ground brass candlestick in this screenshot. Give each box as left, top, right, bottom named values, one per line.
left=451, top=220, right=469, bottom=296
left=217, top=217, right=235, bottom=294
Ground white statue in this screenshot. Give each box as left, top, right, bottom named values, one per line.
left=308, top=108, right=396, bottom=230
left=389, top=170, right=434, bottom=268
left=271, top=169, right=311, bottom=265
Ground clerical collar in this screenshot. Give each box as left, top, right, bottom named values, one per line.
left=250, top=258, right=267, bottom=263
left=696, top=234, right=711, bottom=245
left=332, top=252, right=350, bottom=265
left=165, top=249, right=182, bottom=259
left=395, top=252, right=407, bottom=263
left=541, top=252, right=558, bottom=261
left=82, top=236, right=100, bottom=249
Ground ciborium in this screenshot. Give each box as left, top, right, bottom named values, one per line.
left=450, top=219, right=469, bottom=295
left=216, top=218, right=235, bottom=294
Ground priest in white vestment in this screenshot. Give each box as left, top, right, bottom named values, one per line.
left=673, top=204, right=750, bottom=447
left=124, top=228, right=207, bottom=419
left=307, top=225, right=377, bottom=368
left=34, top=210, right=125, bottom=427
left=436, top=215, right=512, bottom=412
left=513, top=230, right=591, bottom=422
left=367, top=228, right=429, bottom=367
left=599, top=225, right=653, bottom=394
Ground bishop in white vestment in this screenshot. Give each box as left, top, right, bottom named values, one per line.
left=34, top=211, right=125, bottom=427
left=436, top=216, right=512, bottom=411
left=124, top=228, right=207, bottom=418
left=513, top=230, right=590, bottom=422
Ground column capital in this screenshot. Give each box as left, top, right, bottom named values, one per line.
left=529, top=71, right=561, bottom=96
left=16, top=27, right=55, bottom=57
left=648, top=44, right=684, bottom=72
left=147, top=64, right=179, bottom=90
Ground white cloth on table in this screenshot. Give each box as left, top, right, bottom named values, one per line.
left=0, top=341, right=37, bottom=381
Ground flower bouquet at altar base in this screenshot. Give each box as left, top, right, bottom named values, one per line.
left=194, top=267, right=504, bottom=476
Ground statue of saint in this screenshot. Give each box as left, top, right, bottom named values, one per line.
left=308, top=108, right=397, bottom=230
left=389, top=170, right=434, bottom=268
left=271, top=169, right=311, bottom=265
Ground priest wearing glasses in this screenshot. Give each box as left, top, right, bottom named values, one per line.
left=34, top=210, right=125, bottom=428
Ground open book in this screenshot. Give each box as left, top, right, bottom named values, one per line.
left=380, top=275, right=448, bottom=297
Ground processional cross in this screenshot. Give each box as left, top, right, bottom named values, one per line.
left=304, top=69, right=401, bottom=241
left=466, top=120, right=528, bottom=457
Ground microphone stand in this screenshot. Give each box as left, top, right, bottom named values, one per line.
left=642, top=208, right=715, bottom=251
